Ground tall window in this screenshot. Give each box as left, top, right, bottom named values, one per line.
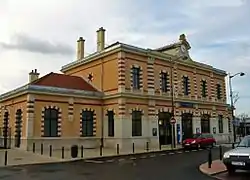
left=44, top=108, right=58, bottom=137
left=201, top=80, right=207, bottom=97
left=160, top=72, right=168, bottom=92
left=132, top=111, right=142, bottom=136
left=132, top=67, right=140, bottom=89
left=107, top=111, right=114, bottom=137
left=218, top=115, right=223, bottom=133
left=217, top=84, right=222, bottom=100
left=183, top=76, right=189, bottom=95
left=81, top=110, right=94, bottom=137
left=201, top=114, right=210, bottom=133
left=228, top=118, right=232, bottom=133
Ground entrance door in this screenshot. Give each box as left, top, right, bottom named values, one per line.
left=182, top=113, right=193, bottom=140
left=15, top=109, right=22, bottom=148
left=158, top=112, right=172, bottom=145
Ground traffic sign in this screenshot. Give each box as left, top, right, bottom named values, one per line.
left=170, top=117, right=176, bottom=124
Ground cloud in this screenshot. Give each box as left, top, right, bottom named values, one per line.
left=0, top=33, right=74, bottom=55
left=0, top=0, right=250, bottom=114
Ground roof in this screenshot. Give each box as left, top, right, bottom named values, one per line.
left=31, top=73, right=98, bottom=92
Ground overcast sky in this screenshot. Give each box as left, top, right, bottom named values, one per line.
left=0, top=0, right=249, bottom=115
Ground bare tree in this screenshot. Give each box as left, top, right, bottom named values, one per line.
left=232, top=91, right=240, bottom=106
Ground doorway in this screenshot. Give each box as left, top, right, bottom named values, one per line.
left=15, top=109, right=22, bottom=148
left=201, top=114, right=210, bottom=133
left=181, top=113, right=193, bottom=140
left=158, top=112, right=172, bottom=145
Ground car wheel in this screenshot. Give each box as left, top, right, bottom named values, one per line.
left=227, top=166, right=236, bottom=175
left=197, top=144, right=201, bottom=149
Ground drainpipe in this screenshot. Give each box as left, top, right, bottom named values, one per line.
left=100, top=58, right=104, bottom=148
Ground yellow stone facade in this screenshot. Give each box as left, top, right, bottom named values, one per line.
left=0, top=27, right=232, bottom=150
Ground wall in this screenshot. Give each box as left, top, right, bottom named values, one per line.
left=0, top=95, right=27, bottom=137
left=63, top=53, right=119, bottom=94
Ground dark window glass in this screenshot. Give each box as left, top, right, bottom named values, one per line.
left=201, top=114, right=210, bottom=133
left=132, top=67, right=140, bottom=89
left=161, top=72, right=168, bottom=92
left=82, top=111, right=94, bottom=137
left=44, top=108, right=58, bottom=137
left=218, top=115, right=223, bottom=133
left=183, top=76, right=189, bottom=95
left=132, top=111, right=142, bottom=136
left=217, top=84, right=222, bottom=99
left=201, top=80, right=207, bottom=97
left=107, top=111, right=114, bottom=137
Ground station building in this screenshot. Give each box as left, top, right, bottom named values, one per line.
left=0, top=27, right=232, bottom=150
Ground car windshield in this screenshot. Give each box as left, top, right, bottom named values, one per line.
left=193, top=134, right=201, bottom=139
left=238, top=136, right=250, bottom=147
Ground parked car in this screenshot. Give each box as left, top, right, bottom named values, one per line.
left=223, top=135, right=250, bottom=174
left=182, top=133, right=216, bottom=149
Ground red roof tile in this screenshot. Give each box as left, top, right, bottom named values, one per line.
left=31, top=73, right=98, bottom=92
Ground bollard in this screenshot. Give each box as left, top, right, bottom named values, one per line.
left=208, top=148, right=212, bottom=168
left=4, top=150, right=7, bottom=166
left=159, top=144, right=161, bottom=151
left=146, top=142, right=149, bottom=152
left=100, top=145, right=103, bottom=156
left=61, top=147, right=64, bottom=159
left=219, top=145, right=223, bottom=160
left=49, top=145, right=52, bottom=157
left=41, top=143, right=43, bottom=155
left=116, top=144, right=120, bottom=155
left=132, top=143, right=135, bottom=154
left=32, top=142, right=35, bottom=153
left=81, top=145, right=84, bottom=158
left=232, top=143, right=235, bottom=149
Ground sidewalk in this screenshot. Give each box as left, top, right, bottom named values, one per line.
left=0, top=145, right=182, bottom=167
left=199, top=159, right=227, bottom=176
left=0, top=149, right=63, bottom=167
left=31, top=144, right=182, bottom=160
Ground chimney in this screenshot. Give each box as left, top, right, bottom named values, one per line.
left=97, top=27, right=106, bottom=52
left=29, top=69, right=40, bottom=83
left=77, top=37, right=85, bottom=60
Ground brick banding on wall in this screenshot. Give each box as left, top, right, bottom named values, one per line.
left=15, top=109, right=23, bottom=139
left=193, top=69, right=197, bottom=97
left=118, top=56, right=126, bottom=88
left=80, top=108, right=96, bottom=136
left=173, top=66, right=179, bottom=95
left=118, top=103, right=126, bottom=115
left=147, top=58, right=155, bottom=90
left=41, top=106, right=62, bottom=137
left=210, top=73, right=215, bottom=100
left=68, top=102, right=74, bottom=116
left=148, top=105, right=156, bottom=116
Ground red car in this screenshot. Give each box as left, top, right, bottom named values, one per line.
left=182, top=133, right=216, bottom=149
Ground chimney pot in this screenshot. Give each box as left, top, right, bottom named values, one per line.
left=97, top=27, right=106, bottom=52
left=29, top=69, right=39, bottom=83
left=77, top=37, right=85, bottom=60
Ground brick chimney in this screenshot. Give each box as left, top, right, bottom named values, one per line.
left=29, top=69, right=39, bottom=83
left=77, top=37, right=85, bottom=60
left=97, top=27, right=105, bottom=52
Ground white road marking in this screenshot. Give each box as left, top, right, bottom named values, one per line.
left=85, top=160, right=104, bottom=164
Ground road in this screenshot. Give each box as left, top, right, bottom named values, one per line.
left=214, top=170, right=250, bottom=180
left=0, top=147, right=232, bottom=180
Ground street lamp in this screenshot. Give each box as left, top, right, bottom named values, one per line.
left=229, top=72, right=245, bottom=142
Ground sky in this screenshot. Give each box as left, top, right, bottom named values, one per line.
left=0, top=0, right=249, bottom=115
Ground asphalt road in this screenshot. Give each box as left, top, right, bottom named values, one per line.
left=0, top=147, right=229, bottom=180
left=214, top=170, right=250, bottom=180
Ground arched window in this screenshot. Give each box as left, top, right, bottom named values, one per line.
left=201, top=114, right=210, bottom=133
left=44, top=108, right=59, bottom=137
left=132, top=110, right=142, bottom=136
left=81, top=110, right=94, bottom=137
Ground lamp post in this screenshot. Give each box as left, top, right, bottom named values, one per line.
left=229, top=72, right=245, bottom=142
